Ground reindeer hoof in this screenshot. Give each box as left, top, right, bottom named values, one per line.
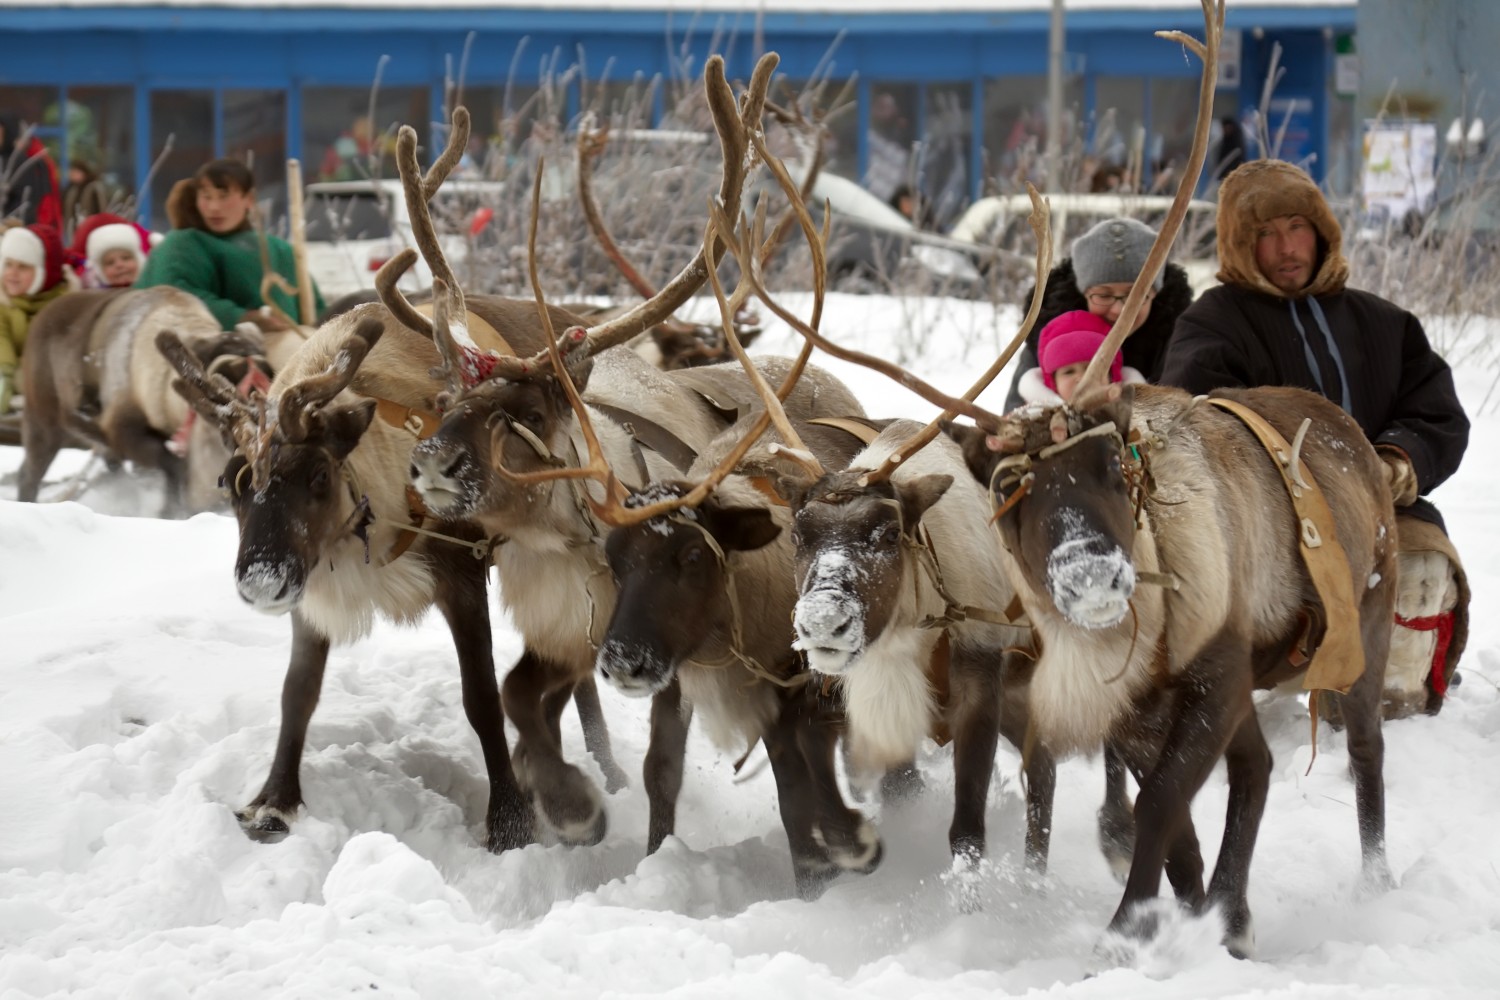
left=485, top=789, right=536, bottom=853
left=601, top=764, right=630, bottom=795
left=813, top=816, right=883, bottom=874
left=791, top=861, right=839, bottom=901
left=236, top=805, right=294, bottom=843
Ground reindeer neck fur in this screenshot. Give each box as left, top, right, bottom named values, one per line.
left=108, top=288, right=221, bottom=431
left=488, top=415, right=684, bottom=673
left=830, top=427, right=1020, bottom=770
left=294, top=396, right=437, bottom=646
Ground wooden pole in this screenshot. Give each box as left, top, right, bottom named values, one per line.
left=286, top=158, right=315, bottom=326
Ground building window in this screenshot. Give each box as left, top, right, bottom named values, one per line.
left=225, top=90, right=287, bottom=217
left=922, top=83, right=972, bottom=229
left=303, top=86, right=431, bottom=184
left=982, top=75, right=1084, bottom=193
left=447, top=84, right=546, bottom=181
left=56, top=87, right=136, bottom=206
left=151, top=90, right=215, bottom=225
left=866, top=84, right=917, bottom=203
left=779, top=78, right=858, bottom=183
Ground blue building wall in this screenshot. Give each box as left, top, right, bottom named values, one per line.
left=0, top=2, right=1355, bottom=226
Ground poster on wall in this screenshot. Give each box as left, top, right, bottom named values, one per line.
left=1361, top=120, right=1438, bottom=223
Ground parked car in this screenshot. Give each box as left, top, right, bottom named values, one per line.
left=302, top=178, right=507, bottom=299
left=948, top=192, right=1221, bottom=294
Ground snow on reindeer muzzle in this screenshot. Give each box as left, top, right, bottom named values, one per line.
left=793, top=547, right=869, bottom=674
left=1044, top=507, right=1136, bottom=628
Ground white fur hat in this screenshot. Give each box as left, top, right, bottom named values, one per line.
left=0, top=226, right=46, bottom=295
left=85, top=223, right=145, bottom=271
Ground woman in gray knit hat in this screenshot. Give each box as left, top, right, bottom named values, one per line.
left=1002, top=215, right=1195, bottom=411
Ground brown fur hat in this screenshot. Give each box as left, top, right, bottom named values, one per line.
left=165, top=177, right=207, bottom=231
left=1215, top=159, right=1348, bottom=298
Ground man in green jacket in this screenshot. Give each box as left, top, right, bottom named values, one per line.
left=134, top=158, right=324, bottom=331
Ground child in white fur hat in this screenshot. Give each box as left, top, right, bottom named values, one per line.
left=69, top=212, right=158, bottom=289
left=1, top=221, right=76, bottom=412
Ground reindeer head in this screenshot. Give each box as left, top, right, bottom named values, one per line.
left=159, top=319, right=385, bottom=615
left=409, top=332, right=595, bottom=526
left=951, top=387, right=1141, bottom=629
left=595, top=482, right=781, bottom=697
left=784, top=466, right=951, bottom=675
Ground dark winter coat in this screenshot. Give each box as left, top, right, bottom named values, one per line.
left=1, top=112, right=62, bottom=230
left=1002, top=257, right=1195, bottom=412
left=1159, top=159, right=1468, bottom=526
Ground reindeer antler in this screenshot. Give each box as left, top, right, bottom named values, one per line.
left=576, top=116, right=658, bottom=302
left=277, top=317, right=386, bottom=443
left=858, top=185, right=1054, bottom=484
left=156, top=329, right=275, bottom=490
left=471, top=51, right=777, bottom=385
left=1074, top=0, right=1225, bottom=398
left=729, top=122, right=1006, bottom=435
left=374, top=106, right=472, bottom=349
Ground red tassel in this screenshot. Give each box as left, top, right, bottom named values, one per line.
left=1395, top=610, right=1456, bottom=698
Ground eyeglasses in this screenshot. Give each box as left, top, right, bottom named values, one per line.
left=1086, top=290, right=1154, bottom=308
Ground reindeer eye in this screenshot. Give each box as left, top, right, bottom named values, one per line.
left=522, top=411, right=545, bottom=432
left=310, top=466, right=330, bottom=492
left=880, top=525, right=901, bottom=547
left=680, top=542, right=705, bottom=567
left=789, top=529, right=803, bottom=547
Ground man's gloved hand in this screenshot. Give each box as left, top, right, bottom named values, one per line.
left=1377, top=445, right=1419, bottom=506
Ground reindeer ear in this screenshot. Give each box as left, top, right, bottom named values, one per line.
left=944, top=423, right=999, bottom=485
left=896, top=473, right=953, bottom=528
left=773, top=471, right=812, bottom=510
left=322, top=399, right=379, bottom=460
left=703, top=504, right=782, bottom=553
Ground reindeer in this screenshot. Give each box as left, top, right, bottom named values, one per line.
left=403, top=55, right=882, bottom=850
left=798, top=2, right=1395, bottom=957
left=151, top=98, right=684, bottom=850
left=17, top=285, right=281, bottom=513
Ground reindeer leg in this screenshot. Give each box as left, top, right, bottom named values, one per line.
left=761, top=694, right=842, bottom=900
left=1112, top=739, right=1205, bottom=906
left=1106, top=634, right=1253, bottom=947
left=948, top=648, right=1003, bottom=866
left=239, top=610, right=328, bottom=841
left=1097, top=744, right=1136, bottom=883
left=645, top=679, right=690, bottom=854
left=17, top=413, right=66, bottom=503
left=433, top=539, right=532, bottom=853
left=574, top=676, right=630, bottom=793
left=502, top=653, right=606, bottom=846
left=1342, top=585, right=1396, bottom=893
left=1206, top=709, right=1272, bottom=958
left=542, top=680, right=574, bottom=749
left=998, top=649, right=1056, bottom=874
left=797, top=692, right=881, bottom=879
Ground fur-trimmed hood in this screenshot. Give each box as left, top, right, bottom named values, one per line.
left=1215, top=159, right=1348, bottom=299
left=1016, top=364, right=1145, bottom=407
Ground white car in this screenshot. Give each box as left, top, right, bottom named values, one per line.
left=302, top=178, right=507, bottom=300
left=948, top=191, right=1221, bottom=294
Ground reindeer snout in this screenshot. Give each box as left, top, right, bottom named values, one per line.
left=236, top=560, right=301, bottom=615
left=596, top=640, right=670, bottom=698
left=410, top=441, right=472, bottom=514
left=1045, top=536, right=1135, bottom=629
left=793, top=590, right=865, bottom=674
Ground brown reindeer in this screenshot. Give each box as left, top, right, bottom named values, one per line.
left=801, top=1, right=1395, bottom=958
left=149, top=99, right=665, bottom=850
left=392, top=54, right=809, bottom=848
left=948, top=381, right=1397, bottom=957
left=18, top=286, right=281, bottom=513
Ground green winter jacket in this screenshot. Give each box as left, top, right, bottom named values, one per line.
left=133, top=226, right=325, bottom=330
left=0, top=281, right=71, bottom=371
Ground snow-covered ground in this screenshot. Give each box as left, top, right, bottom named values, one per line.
left=2, top=294, right=1497, bottom=999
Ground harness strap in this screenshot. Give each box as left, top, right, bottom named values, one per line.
left=590, top=401, right=701, bottom=473
left=806, top=416, right=884, bottom=446
left=926, top=631, right=953, bottom=746
left=1206, top=397, right=1366, bottom=695
left=373, top=398, right=442, bottom=439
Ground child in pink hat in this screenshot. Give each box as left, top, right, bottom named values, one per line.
left=70, top=212, right=160, bottom=289
left=1014, top=309, right=1144, bottom=407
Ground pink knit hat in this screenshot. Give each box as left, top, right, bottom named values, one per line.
left=1036, top=310, right=1122, bottom=391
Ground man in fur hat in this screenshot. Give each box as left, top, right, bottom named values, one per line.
left=1160, top=159, right=1470, bottom=719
